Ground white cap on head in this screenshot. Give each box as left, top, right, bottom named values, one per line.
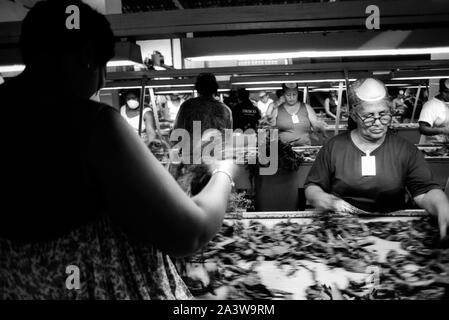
left=0, top=75, right=4, bottom=86
left=354, top=78, right=387, bottom=102
left=259, top=91, right=267, bottom=98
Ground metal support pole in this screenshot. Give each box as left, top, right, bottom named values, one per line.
left=149, top=87, right=162, bottom=138
left=138, top=77, right=147, bottom=136
left=335, top=81, right=344, bottom=136
left=303, top=85, right=308, bottom=104
left=411, top=85, right=422, bottom=123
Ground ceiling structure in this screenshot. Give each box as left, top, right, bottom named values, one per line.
left=121, top=0, right=346, bottom=13
left=0, top=0, right=448, bottom=91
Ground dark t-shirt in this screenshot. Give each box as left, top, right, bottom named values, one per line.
left=304, top=131, right=440, bottom=212
left=232, top=100, right=261, bottom=132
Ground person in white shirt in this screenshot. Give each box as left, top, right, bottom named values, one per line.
left=256, top=91, right=273, bottom=117
left=164, top=94, right=184, bottom=122
left=418, top=78, right=449, bottom=144
left=120, top=91, right=157, bottom=143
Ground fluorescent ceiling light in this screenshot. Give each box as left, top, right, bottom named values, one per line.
left=233, top=79, right=356, bottom=85
left=245, top=87, right=283, bottom=91
left=156, top=89, right=229, bottom=95
left=0, top=64, right=25, bottom=73
left=101, top=86, right=142, bottom=91
left=385, top=83, right=413, bottom=87
left=147, top=84, right=193, bottom=88
left=392, top=76, right=447, bottom=80
left=0, top=61, right=143, bottom=73
left=187, top=47, right=449, bottom=62
left=311, top=88, right=339, bottom=92
left=107, top=60, right=144, bottom=67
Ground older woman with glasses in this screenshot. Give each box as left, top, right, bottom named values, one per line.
left=305, top=78, right=449, bottom=239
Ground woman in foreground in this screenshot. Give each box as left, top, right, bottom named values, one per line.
left=0, top=0, right=238, bottom=299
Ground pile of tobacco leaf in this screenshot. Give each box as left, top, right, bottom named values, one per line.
left=419, top=145, right=449, bottom=158
left=177, top=217, right=449, bottom=300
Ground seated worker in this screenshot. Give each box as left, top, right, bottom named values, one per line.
left=324, top=90, right=339, bottom=120
left=256, top=90, right=273, bottom=118
left=163, top=94, right=184, bottom=122
left=272, top=83, right=327, bottom=146
left=305, top=78, right=449, bottom=239
left=418, top=78, right=449, bottom=144
left=120, top=91, right=157, bottom=143
left=232, top=88, right=261, bottom=132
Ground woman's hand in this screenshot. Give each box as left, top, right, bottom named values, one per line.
left=438, top=210, right=449, bottom=240
left=305, top=185, right=365, bottom=215
left=414, top=189, right=449, bottom=240
left=331, top=198, right=364, bottom=214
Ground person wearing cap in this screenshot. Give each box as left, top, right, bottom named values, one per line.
left=324, top=90, right=339, bottom=120
left=257, top=91, right=273, bottom=117
left=418, top=78, right=449, bottom=144
left=305, top=78, right=449, bottom=239
left=273, top=83, right=327, bottom=146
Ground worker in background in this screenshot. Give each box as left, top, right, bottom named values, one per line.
left=324, top=90, right=339, bottom=120
left=392, top=90, right=408, bottom=123
left=163, top=93, right=184, bottom=122
left=418, top=78, right=449, bottom=144
left=273, top=83, right=327, bottom=146
left=120, top=91, right=157, bottom=143
left=232, top=88, right=261, bottom=132
left=264, top=89, right=285, bottom=126
left=256, top=91, right=273, bottom=118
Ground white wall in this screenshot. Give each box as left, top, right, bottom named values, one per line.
left=137, top=39, right=183, bottom=68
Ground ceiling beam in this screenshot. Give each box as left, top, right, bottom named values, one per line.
left=106, top=60, right=449, bottom=81
left=1, top=0, right=449, bottom=44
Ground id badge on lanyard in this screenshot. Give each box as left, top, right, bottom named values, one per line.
left=291, top=114, right=299, bottom=124
left=361, top=152, right=376, bottom=176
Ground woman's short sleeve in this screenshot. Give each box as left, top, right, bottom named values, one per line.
left=405, top=146, right=441, bottom=197
left=304, top=142, right=333, bottom=192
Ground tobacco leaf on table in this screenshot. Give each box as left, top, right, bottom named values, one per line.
left=176, top=217, right=449, bottom=300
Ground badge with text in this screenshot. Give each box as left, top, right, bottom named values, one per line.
left=361, top=154, right=376, bottom=176
left=291, top=114, right=299, bottom=124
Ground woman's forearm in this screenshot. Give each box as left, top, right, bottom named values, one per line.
left=305, top=185, right=335, bottom=210
left=416, top=189, right=449, bottom=217
left=419, top=123, right=446, bottom=136
left=415, top=189, right=449, bottom=239
left=191, top=173, right=233, bottom=247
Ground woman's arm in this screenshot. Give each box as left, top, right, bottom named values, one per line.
left=143, top=110, right=157, bottom=142
left=89, top=109, right=238, bottom=257
left=305, top=104, right=328, bottom=137
left=414, top=189, right=449, bottom=239
left=419, top=122, right=449, bottom=136
left=305, top=185, right=362, bottom=214
left=324, top=98, right=337, bottom=119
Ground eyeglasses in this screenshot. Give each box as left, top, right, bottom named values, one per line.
left=355, top=113, right=392, bottom=127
